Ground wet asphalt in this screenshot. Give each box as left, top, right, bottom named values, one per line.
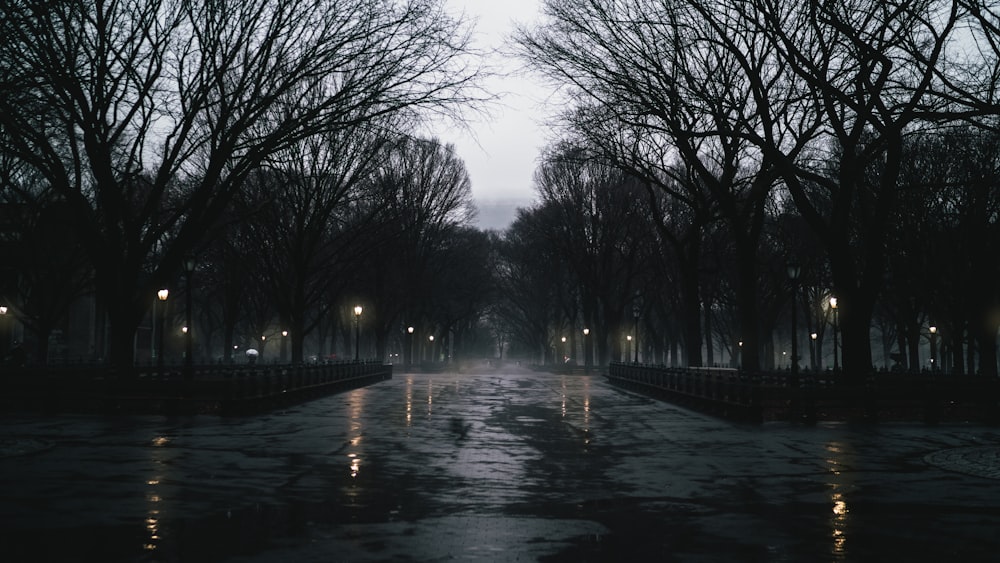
left=2, top=366, right=1000, bottom=562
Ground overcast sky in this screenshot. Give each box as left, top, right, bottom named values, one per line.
left=431, top=0, right=551, bottom=230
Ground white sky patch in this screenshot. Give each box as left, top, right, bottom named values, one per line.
left=431, top=0, right=551, bottom=227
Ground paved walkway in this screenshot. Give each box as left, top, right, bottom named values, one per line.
left=2, top=368, right=1000, bottom=561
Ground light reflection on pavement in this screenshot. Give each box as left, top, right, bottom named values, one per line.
left=2, top=367, right=1000, bottom=561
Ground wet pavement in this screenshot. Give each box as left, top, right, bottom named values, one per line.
left=2, top=367, right=1000, bottom=562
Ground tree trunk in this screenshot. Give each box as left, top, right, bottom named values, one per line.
left=906, top=323, right=920, bottom=372
left=734, top=250, right=762, bottom=372
left=32, top=326, right=52, bottom=365
left=837, top=291, right=875, bottom=378
left=679, top=261, right=702, bottom=368
left=950, top=332, right=964, bottom=375
left=977, top=320, right=998, bottom=378
left=967, top=335, right=977, bottom=376
left=703, top=296, right=714, bottom=367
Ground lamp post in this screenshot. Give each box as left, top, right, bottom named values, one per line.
left=632, top=293, right=641, bottom=363
left=183, top=256, right=196, bottom=380
left=561, top=336, right=567, bottom=364
left=156, top=289, right=168, bottom=369
left=830, top=296, right=839, bottom=371
left=582, top=328, right=590, bottom=368
left=787, top=263, right=801, bottom=379
left=354, top=305, right=363, bottom=361
left=429, top=334, right=435, bottom=363
left=407, top=326, right=414, bottom=368
left=810, top=332, right=818, bottom=371
left=280, top=330, right=288, bottom=363
left=929, top=326, right=938, bottom=372
left=0, top=305, right=8, bottom=358
left=626, top=335, right=632, bottom=363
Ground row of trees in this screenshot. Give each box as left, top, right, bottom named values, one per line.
left=0, top=0, right=494, bottom=368
left=492, top=129, right=1000, bottom=375
left=6, top=0, right=1000, bottom=377
left=502, top=0, right=1000, bottom=376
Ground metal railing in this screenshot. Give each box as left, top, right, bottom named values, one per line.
left=607, top=362, right=1000, bottom=423
left=1, top=360, right=392, bottom=415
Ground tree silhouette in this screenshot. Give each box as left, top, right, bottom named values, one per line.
left=0, top=0, right=483, bottom=370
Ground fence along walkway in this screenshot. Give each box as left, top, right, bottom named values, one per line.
left=1, top=361, right=392, bottom=415
left=606, top=362, right=1000, bottom=423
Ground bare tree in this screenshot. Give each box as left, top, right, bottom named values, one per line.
left=517, top=0, right=802, bottom=370
left=721, top=0, right=1000, bottom=375
left=242, top=120, right=397, bottom=363
left=364, top=136, right=477, bottom=354
left=494, top=205, right=572, bottom=364
left=0, top=0, right=483, bottom=369
left=531, top=145, right=649, bottom=367
left=520, top=0, right=1000, bottom=375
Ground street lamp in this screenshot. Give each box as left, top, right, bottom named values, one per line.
left=582, top=328, right=590, bottom=368
left=407, top=326, right=414, bottom=368
left=633, top=291, right=642, bottom=363
left=156, top=289, right=168, bottom=369
left=183, top=256, right=196, bottom=380
left=354, top=305, right=363, bottom=361
left=810, top=332, right=818, bottom=371
left=626, top=334, right=632, bottom=363
left=561, top=336, right=567, bottom=363
left=929, top=326, right=938, bottom=371
left=281, top=330, right=288, bottom=363
left=830, top=296, right=839, bottom=371
left=787, top=262, right=801, bottom=379
left=0, top=306, right=8, bottom=358
left=428, top=334, right=435, bottom=363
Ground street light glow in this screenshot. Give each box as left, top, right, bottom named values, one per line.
left=157, top=289, right=169, bottom=301
left=353, top=306, right=363, bottom=361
